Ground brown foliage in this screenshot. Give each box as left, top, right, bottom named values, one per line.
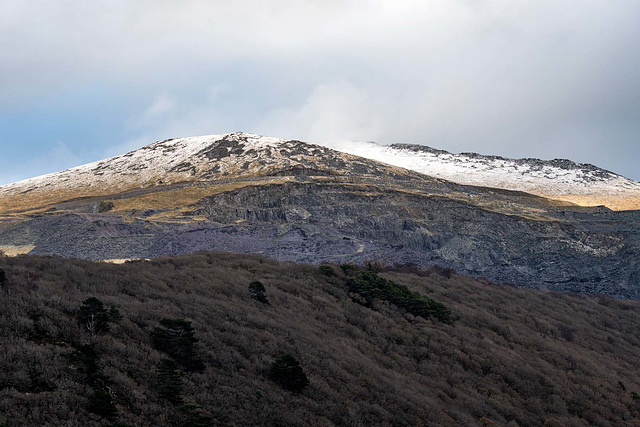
left=0, top=252, right=639, bottom=426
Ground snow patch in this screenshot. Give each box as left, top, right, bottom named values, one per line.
left=327, top=141, right=640, bottom=202
left=0, top=133, right=292, bottom=198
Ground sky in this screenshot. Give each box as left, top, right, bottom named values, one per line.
left=1, top=0, right=639, bottom=184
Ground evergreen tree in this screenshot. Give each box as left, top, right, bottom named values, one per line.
left=69, top=344, right=106, bottom=386
left=269, top=354, right=310, bottom=393
left=339, top=264, right=358, bottom=276
left=108, top=306, right=124, bottom=323
left=180, top=403, right=213, bottom=427
left=78, top=297, right=111, bottom=336
left=87, top=389, right=117, bottom=419
left=318, top=265, right=336, bottom=277
left=151, top=319, right=204, bottom=372
left=347, top=270, right=452, bottom=323
left=156, top=359, right=183, bottom=405
left=248, top=281, right=269, bottom=304
left=0, top=268, right=7, bottom=294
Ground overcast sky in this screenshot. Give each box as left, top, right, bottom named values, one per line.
left=1, top=0, right=639, bottom=184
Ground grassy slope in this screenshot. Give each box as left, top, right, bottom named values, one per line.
left=0, top=252, right=639, bottom=426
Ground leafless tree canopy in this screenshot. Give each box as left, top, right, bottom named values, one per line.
left=0, top=252, right=639, bottom=425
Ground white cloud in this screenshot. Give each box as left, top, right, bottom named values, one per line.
left=139, top=93, right=175, bottom=122
left=256, top=80, right=385, bottom=145
left=106, top=84, right=233, bottom=157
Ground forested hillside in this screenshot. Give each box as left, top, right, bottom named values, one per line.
left=1, top=252, right=639, bottom=426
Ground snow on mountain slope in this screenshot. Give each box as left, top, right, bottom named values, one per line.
left=328, top=141, right=640, bottom=210
left=0, top=133, right=278, bottom=197
left=0, top=132, right=411, bottom=214
left=2, top=132, right=638, bottom=214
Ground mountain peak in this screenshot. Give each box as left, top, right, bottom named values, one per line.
left=0, top=133, right=415, bottom=215
left=0, top=132, right=310, bottom=195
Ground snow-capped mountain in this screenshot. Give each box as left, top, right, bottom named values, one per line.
left=0, top=133, right=343, bottom=197
left=328, top=141, right=640, bottom=210
left=0, top=132, right=413, bottom=214
left=2, top=132, right=639, bottom=212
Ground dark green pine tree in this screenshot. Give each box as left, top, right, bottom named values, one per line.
left=77, top=297, right=111, bottom=335
left=180, top=403, right=213, bottom=427
left=318, top=265, right=336, bottom=277
left=269, top=354, right=310, bottom=393
left=69, top=344, right=105, bottom=386
left=156, top=359, right=184, bottom=405
left=151, top=319, right=205, bottom=372
left=108, top=305, right=124, bottom=323
left=0, top=268, right=7, bottom=287
left=87, top=389, right=117, bottom=419
left=248, top=281, right=269, bottom=304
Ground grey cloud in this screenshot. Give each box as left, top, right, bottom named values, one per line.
left=1, top=0, right=639, bottom=180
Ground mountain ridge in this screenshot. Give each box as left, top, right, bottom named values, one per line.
left=330, top=140, right=640, bottom=211
left=394, top=143, right=620, bottom=178
left=4, top=132, right=639, bottom=211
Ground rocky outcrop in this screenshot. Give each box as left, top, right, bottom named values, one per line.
left=2, top=179, right=638, bottom=298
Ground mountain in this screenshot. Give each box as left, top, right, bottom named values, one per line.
left=1, top=252, right=639, bottom=425
left=0, top=132, right=639, bottom=298
left=331, top=141, right=640, bottom=211
left=0, top=133, right=416, bottom=214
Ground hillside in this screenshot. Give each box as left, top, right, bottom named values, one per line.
left=330, top=141, right=640, bottom=211
left=0, top=132, right=639, bottom=298
left=0, top=252, right=639, bottom=426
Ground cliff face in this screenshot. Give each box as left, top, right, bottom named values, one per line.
left=0, top=133, right=638, bottom=298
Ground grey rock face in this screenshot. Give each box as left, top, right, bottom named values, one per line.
left=2, top=180, right=638, bottom=298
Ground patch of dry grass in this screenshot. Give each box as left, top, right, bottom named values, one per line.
left=0, top=245, right=35, bottom=256
left=543, top=194, right=640, bottom=211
